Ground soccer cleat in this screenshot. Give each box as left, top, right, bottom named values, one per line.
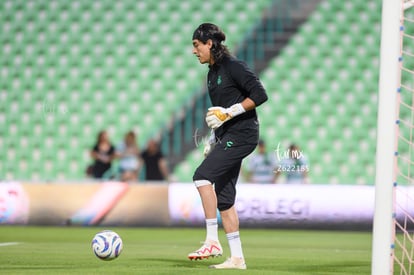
left=188, top=240, right=223, bottom=260
left=208, top=257, right=247, bottom=269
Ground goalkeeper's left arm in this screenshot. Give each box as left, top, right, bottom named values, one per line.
left=205, top=98, right=257, bottom=129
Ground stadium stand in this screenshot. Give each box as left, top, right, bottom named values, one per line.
left=0, top=0, right=274, bottom=181
left=0, top=0, right=382, bottom=185
left=173, top=0, right=381, bottom=185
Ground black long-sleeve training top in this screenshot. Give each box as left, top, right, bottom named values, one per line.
left=207, top=55, right=268, bottom=139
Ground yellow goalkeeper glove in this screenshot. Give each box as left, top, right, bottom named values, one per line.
left=203, top=129, right=216, bottom=157
left=205, top=103, right=245, bottom=129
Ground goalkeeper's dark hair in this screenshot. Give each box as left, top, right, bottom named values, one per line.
left=192, top=23, right=231, bottom=64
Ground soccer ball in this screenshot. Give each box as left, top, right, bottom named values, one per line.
left=91, top=230, right=123, bottom=261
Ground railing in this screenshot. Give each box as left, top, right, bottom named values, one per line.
left=159, top=0, right=320, bottom=171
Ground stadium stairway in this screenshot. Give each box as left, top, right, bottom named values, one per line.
left=162, top=0, right=322, bottom=171
left=172, top=0, right=382, bottom=185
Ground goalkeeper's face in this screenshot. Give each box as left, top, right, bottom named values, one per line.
left=192, top=39, right=213, bottom=65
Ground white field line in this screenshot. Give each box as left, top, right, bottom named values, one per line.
left=0, top=242, right=20, bottom=247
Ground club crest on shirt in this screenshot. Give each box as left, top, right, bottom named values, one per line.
left=224, top=141, right=233, bottom=150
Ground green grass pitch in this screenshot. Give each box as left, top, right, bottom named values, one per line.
left=0, top=226, right=372, bottom=274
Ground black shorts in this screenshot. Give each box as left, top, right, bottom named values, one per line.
left=193, top=131, right=257, bottom=210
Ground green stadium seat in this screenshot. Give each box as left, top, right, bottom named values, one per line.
left=2, top=0, right=380, bottom=184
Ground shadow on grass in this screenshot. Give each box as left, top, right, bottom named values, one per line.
left=135, top=257, right=217, bottom=269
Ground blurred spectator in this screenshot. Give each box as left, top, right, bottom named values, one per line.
left=89, top=130, right=116, bottom=179
left=243, top=139, right=278, bottom=183
left=116, top=131, right=140, bottom=182
left=274, top=143, right=309, bottom=184
left=140, top=139, right=170, bottom=181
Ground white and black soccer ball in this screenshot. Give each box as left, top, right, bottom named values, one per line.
left=91, top=230, right=123, bottom=261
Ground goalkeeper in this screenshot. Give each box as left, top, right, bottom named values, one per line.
left=188, top=23, right=268, bottom=269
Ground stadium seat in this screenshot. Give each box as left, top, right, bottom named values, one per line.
left=1, top=0, right=380, bottom=185
left=173, top=0, right=382, bottom=185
